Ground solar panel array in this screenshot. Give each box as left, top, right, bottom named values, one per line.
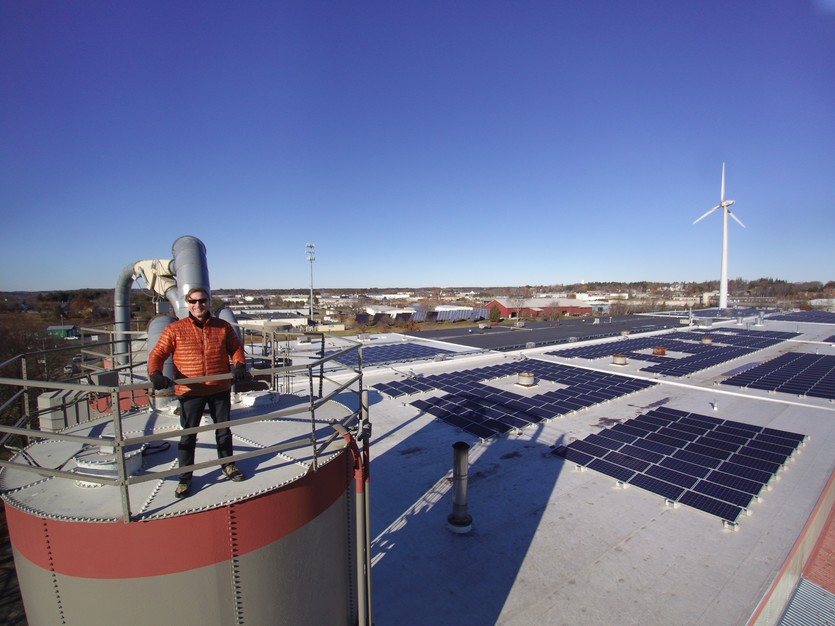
left=722, top=353, right=835, bottom=400
left=546, top=328, right=798, bottom=378
left=767, top=310, right=835, bottom=324
left=327, top=343, right=456, bottom=368
left=373, top=360, right=656, bottom=439
left=554, top=407, right=806, bottom=526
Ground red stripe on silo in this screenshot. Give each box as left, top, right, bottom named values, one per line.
left=5, top=452, right=350, bottom=578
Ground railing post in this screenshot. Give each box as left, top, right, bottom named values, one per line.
left=111, top=387, right=133, bottom=522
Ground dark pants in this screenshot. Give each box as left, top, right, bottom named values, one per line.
left=177, top=391, right=233, bottom=480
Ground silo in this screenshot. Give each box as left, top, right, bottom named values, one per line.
left=1, top=385, right=362, bottom=626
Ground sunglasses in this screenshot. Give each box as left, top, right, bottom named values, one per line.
left=187, top=298, right=208, bottom=304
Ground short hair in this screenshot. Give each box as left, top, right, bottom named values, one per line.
left=186, top=287, right=209, bottom=300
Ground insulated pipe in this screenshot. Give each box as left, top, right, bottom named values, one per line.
left=216, top=307, right=243, bottom=345
left=170, top=235, right=211, bottom=319
left=448, top=441, right=473, bottom=534
left=114, top=262, right=141, bottom=366
left=331, top=419, right=371, bottom=626
left=146, top=315, right=176, bottom=410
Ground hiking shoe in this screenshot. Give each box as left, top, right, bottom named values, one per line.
left=175, top=478, right=191, bottom=499
left=222, top=463, right=245, bottom=482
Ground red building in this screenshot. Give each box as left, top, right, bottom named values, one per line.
left=485, top=298, right=592, bottom=319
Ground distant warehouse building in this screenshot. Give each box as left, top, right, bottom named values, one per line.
left=485, top=298, right=594, bottom=319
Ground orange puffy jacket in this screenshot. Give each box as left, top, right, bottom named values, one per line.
left=148, top=315, right=246, bottom=397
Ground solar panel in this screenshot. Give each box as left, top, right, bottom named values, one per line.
left=588, top=458, right=636, bottom=483
left=618, top=443, right=665, bottom=464
left=678, top=491, right=743, bottom=523
left=604, top=450, right=652, bottom=473
left=645, top=465, right=698, bottom=489
left=659, top=457, right=711, bottom=479
left=671, top=448, right=722, bottom=469
left=706, top=470, right=764, bottom=496
left=559, top=406, right=805, bottom=527
left=693, top=480, right=753, bottom=508
left=717, top=461, right=773, bottom=485
left=628, top=473, right=685, bottom=501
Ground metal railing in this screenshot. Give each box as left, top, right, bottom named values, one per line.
left=0, top=328, right=365, bottom=523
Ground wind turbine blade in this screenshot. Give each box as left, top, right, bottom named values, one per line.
left=729, top=210, right=746, bottom=228
left=721, top=162, right=727, bottom=204
left=693, top=205, right=721, bottom=224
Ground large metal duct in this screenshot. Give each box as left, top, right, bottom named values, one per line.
left=113, top=236, right=239, bottom=367
left=146, top=314, right=177, bottom=404
left=114, top=262, right=141, bottom=366
left=170, top=235, right=210, bottom=319
left=217, top=306, right=243, bottom=345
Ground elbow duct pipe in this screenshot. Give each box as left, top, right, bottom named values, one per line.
left=114, top=236, right=240, bottom=366
left=170, top=235, right=211, bottom=319
left=114, top=262, right=141, bottom=366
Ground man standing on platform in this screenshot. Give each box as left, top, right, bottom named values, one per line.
left=148, top=287, right=247, bottom=498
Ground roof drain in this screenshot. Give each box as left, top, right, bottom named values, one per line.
left=448, top=441, right=473, bottom=534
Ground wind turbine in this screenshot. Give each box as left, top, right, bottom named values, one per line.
left=693, top=162, right=746, bottom=310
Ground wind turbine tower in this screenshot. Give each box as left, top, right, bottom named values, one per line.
left=693, top=162, right=746, bottom=310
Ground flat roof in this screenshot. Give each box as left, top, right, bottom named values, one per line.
left=348, top=314, right=835, bottom=624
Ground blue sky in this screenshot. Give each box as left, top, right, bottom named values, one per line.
left=2, top=1, right=834, bottom=291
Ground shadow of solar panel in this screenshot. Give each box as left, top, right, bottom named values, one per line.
left=678, top=491, right=742, bottom=523
left=693, top=480, right=753, bottom=508
left=588, top=458, right=636, bottom=482
left=645, top=465, right=698, bottom=489
left=628, top=473, right=685, bottom=501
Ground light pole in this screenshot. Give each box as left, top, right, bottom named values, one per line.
left=306, top=243, right=315, bottom=324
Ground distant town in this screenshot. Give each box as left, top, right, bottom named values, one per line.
left=1, top=277, right=832, bottom=339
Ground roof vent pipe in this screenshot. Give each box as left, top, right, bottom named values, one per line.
left=448, top=441, right=473, bottom=534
